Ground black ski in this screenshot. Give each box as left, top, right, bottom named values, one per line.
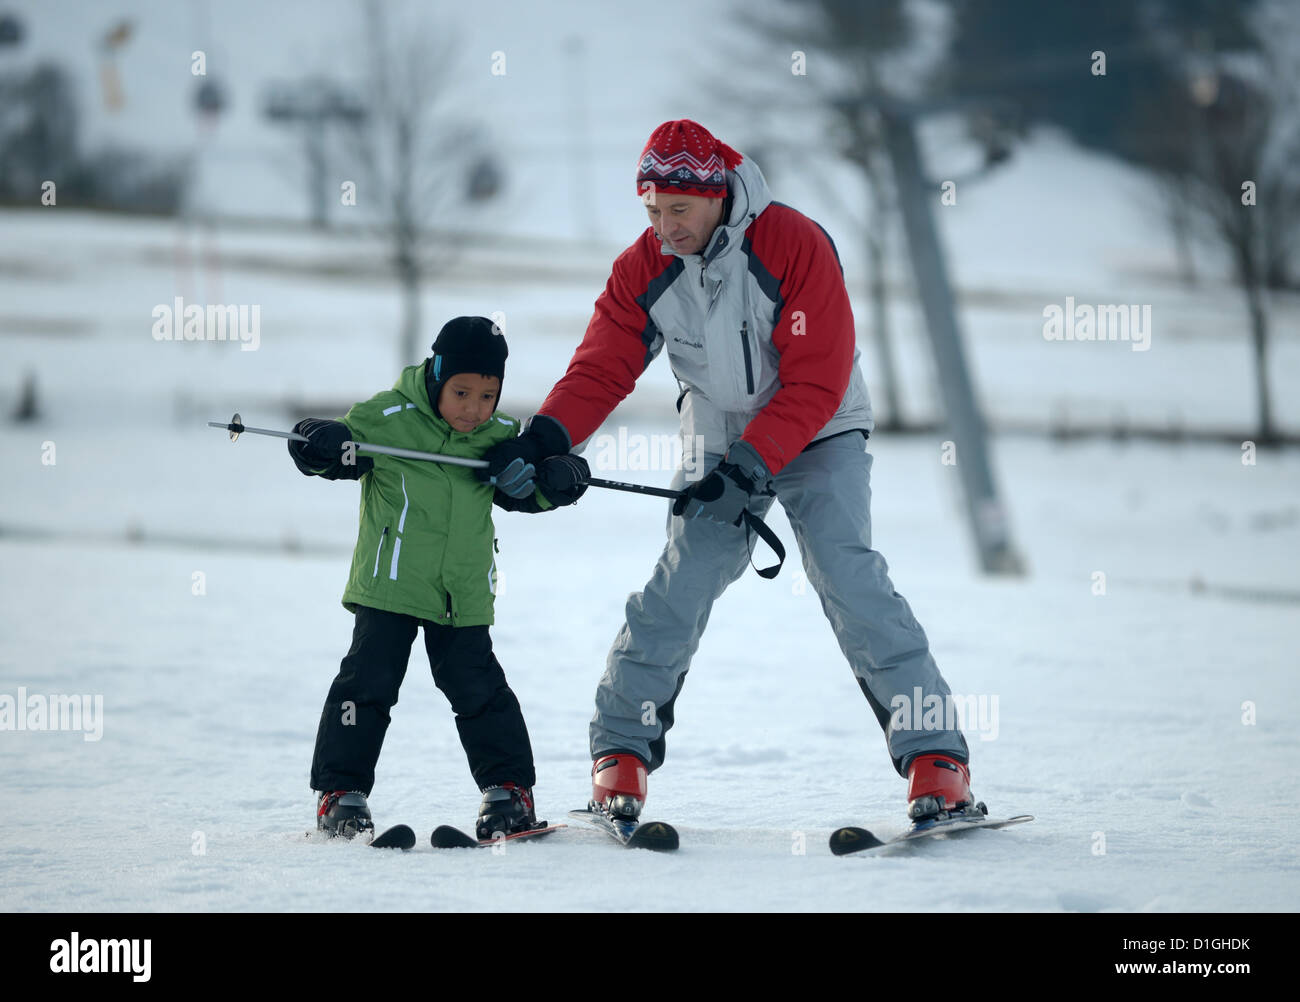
left=430, top=822, right=563, bottom=849
left=370, top=823, right=417, bottom=850
left=305, top=823, right=416, bottom=848
left=829, top=813, right=1034, bottom=856
left=567, top=809, right=679, bottom=851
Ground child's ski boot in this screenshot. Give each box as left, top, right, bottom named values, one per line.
left=476, top=782, right=537, bottom=839
left=316, top=790, right=375, bottom=839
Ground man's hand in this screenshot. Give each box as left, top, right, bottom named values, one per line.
left=671, top=440, right=771, bottom=525
left=477, top=414, right=571, bottom=498
left=536, top=454, right=590, bottom=507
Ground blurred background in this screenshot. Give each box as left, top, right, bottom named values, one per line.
left=1, top=0, right=1297, bottom=567
left=3, top=0, right=1299, bottom=914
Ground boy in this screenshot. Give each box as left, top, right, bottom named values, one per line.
left=289, top=316, right=588, bottom=840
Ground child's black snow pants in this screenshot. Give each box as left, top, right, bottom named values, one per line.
left=310, top=605, right=535, bottom=795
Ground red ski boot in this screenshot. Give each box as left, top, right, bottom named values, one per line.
left=906, top=754, right=985, bottom=823
left=590, top=753, right=647, bottom=820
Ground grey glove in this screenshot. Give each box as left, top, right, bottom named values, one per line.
left=671, top=440, right=771, bottom=525
left=476, top=414, right=570, bottom=498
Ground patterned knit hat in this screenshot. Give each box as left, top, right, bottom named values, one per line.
left=636, top=119, right=743, bottom=200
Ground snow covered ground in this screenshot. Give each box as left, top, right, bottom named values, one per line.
left=3, top=208, right=1298, bottom=912
left=2, top=379, right=1298, bottom=910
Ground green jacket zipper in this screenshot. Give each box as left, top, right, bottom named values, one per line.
left=371, top=526, right=390, bottom=577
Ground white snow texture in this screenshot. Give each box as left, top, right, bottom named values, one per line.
left=2, top=0, right=1298, bottom=913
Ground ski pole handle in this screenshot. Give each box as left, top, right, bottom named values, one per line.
left=584, top=477, right=682, bottom=500
left=584, top=477, right=783, bottom=579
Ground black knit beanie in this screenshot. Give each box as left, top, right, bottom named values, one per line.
left=425, top=316, right=508, bottom=418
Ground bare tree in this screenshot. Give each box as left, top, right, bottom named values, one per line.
left=264, top=75, right=366, bottom=229
left=336, top=1, right=501, bottom=367
left=705, top=0, right=924, bottom=430
left=703, top=2, right=1026, bottom=572
left=1138, top=4, right=1300, bottom=443
left=1158, top=173, right=1202, bottom=287
left=1178, top=82, right=1296, bottom=444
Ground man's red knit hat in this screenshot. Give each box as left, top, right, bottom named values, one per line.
left=636, top=119, right=743, bottom=200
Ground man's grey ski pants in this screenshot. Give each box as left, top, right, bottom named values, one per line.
left=589, top=432, right=970, bottom=777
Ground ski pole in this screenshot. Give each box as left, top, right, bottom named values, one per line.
left=209, top=414, right=689, bottom=490
left=208, top=412, right=781, bottom=573
left=350, top=441, right=487, bottom=470
left=208, top=412, right=308, bottom=443
left=584, top=477, right=681, bottom=500
left=207, top=412, right=488, bottom=470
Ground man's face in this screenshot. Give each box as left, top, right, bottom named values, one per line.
left=438, top=373, right=500, bottom=433
left=643, top=188, right=725, bottom=256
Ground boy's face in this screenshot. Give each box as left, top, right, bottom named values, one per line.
left=643, top=188, right=725, bottom=256
left=438, top=373, right=500, bottom=432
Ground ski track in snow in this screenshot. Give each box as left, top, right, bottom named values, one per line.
left=3, top=420, right=1298, bottom=911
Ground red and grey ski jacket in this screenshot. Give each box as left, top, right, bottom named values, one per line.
left=538, top=155, right=873, bottom=474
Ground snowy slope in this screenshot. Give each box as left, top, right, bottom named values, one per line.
left=3, top=415, right=1298, bottom=911
left=3, top=166, right=1299, bottom=916
left=3, top=0, right=1299, bottom=913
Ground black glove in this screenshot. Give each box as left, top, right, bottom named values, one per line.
left=287, top=418, right=374, bottom=480
left=536, top=454, right=590, bottom=507
left=476, top=414, right=571, bottom=498
left=671, top=440, right=771, bottom=526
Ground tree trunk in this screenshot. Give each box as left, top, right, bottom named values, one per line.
left=1234, top=228, right=1277, bottom=444
left=1244, top=277, right=1276, bottom=445
left=306, top=124, right=328, bottom=230
left=864, top=160, right=903, bottom=430
left=1168, top=185, right=1198, bottom=288
left=396, top=240, right=421, bottom=367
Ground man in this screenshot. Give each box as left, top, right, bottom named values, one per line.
left=479, top=119, right=974, bottom=827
